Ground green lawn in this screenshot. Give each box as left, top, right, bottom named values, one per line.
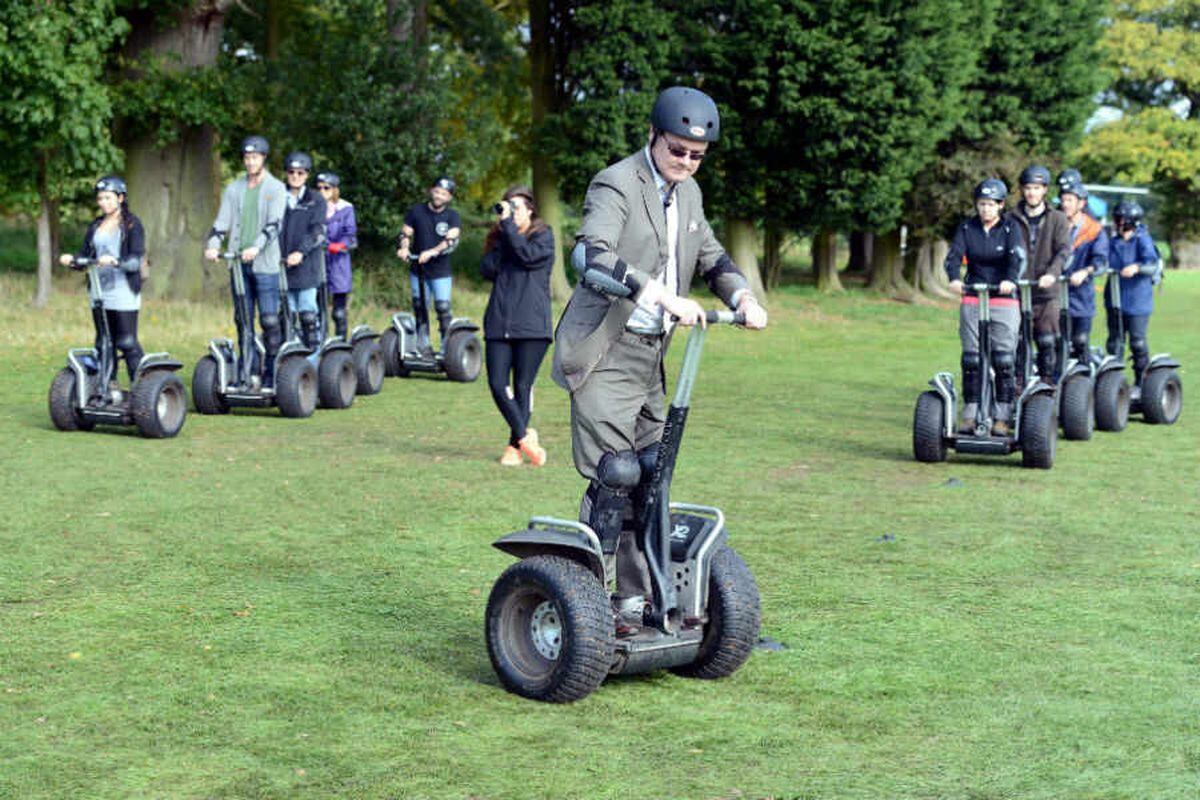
left=1, top=271, right=1197, bottom=800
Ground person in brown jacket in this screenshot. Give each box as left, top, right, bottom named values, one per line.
left=1009, top=164, right=1072, bottom=381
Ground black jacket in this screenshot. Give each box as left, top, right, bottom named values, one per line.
left=943, top=214, right=1026, bottom=292
left=280, top=187, right=327, bottom=290
left=79, top=212, right=146, bottom=294
left=480, top=219, right=555, bottom=340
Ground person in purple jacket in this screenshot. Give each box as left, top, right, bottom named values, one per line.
left=316, top=172, right=358, bottom=338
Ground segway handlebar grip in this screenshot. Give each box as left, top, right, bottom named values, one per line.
left=581, top=269, right=633, bottom=298
left=704, top=309, right=745, bottom=326
left=69, top=256, right=95, bottom=271
left=968, top=282, right=1001, bottom=293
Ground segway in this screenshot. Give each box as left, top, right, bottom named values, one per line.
left=1099, top=258, right=1182, bottom=425
left=379, top=254, right=481, bottom=382
left=48, top=256, right=187, bottom=438
left=486, top=272, right=760, bottom=703
left=191, top=252, right=318, bottom=417
left=1017, top=275, right=1095, bottom=441
left=320, top=260, right=384, bottom=396
left=913, top=283, right=1057, bottom=468
left=295, top=257, right=357, bottom=410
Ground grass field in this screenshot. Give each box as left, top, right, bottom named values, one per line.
left=1, top=270, right=1197, bottom=800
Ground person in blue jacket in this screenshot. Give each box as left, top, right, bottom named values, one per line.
left=1105, top=200, right=1159, bottom=384
left=1058, top=180, right=1108, bottom=361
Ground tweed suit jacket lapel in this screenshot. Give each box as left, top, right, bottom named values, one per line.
left=635, top=155, right=667, bottom=278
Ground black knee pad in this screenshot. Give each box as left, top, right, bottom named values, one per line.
left=1130, top=336, right=1149, bottom=359
left=331, top=306, right=348, bottom=325
left=590, top=451, right=640, bottom=554
left=299, top=311, right=319, bottom=346
left=1036, top=334, right=1057, bottom=376
left=993, top=350, right=1016, bottom=402
left=299, top=310, right=317, bottom=327
left=1071, top=332, right=1089, bottom=357
left=434, top=300, right=452, bottom=316
left=960, top=352, right=981, bottom=402
left=1035, top=333, right=1057, bottom=353
left=636, top=444, right=660, bottom=482
left=260, top=313, right=282, bottom=351
left=113, top=333, right=139, bottom=355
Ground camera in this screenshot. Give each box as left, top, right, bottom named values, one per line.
left=492, top=202, right=506, bottom=215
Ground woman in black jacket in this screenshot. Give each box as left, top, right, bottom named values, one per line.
left=480, top=185, right=554, bottom=466
left=58, top=175, right=147, bottom=382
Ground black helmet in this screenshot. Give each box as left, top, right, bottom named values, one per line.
left=1057, top=168, right=1082, bottom=190
left=316, top=172, right=340, bottom=188
left=433, top=176, right=456, bottom=194
left=1113, top=200, right=1144, bottom=224
left=974, top=178, right=1008, bottom=203
left=94, top=175, right=127, bottom=195
left=241, top=135, right=270, bottom=155
left=284, top=152, right=312, bottom=171
left=1059, top=179, right=1088, bottom=200
left=1019, top=165, right=1051, bottom=186
left=650, top=86, right=720, bottom=142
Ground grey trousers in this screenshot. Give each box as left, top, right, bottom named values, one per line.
left=570, top=330, right=667, bottom=597
left=959, top=301, right=1019, bottom=354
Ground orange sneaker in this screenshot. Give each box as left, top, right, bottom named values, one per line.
left=518, top=433, right=547, bottom=466
left=524, top=427, right=539, bottom=447
left=499, top=445, right=522, bottom=466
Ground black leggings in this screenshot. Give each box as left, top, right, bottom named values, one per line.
left=486, top=338, right=550, bottom=446
left=97, top=309, right=143, bottom=381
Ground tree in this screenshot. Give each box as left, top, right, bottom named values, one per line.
left=0, top=1, right=126, bottom=306
left=1075, top=1, right=1200, bottom=262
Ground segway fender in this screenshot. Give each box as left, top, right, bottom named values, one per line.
left=1095, top=355, right=1124, bottom=376
left=493, top=518, right=606, bottom=584
left=66, top=348, right=100, bottom=407
left=447, top=318, right=479, bottom=335
left=929, top=371, right=957, bottom=438
left=391, top=313, right=416, bottom=336
left=1148, top=354, right=1181, bottom=371
left=318, top=339, right=353, bottom=356
left=133, top=352, right=183, bottom=381
left=349, top=325, right=378, bottom=344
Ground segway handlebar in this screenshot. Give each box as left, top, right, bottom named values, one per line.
left=705, top=310, right=745, bottom=325
left=967, top=282, right=1006, bottom=293
left=67, top=256, right=96, bottom=271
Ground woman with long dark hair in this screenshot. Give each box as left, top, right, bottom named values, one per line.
left=480, top=185, right=554, bottom=466
left=58, top=175, right=147, bottom=383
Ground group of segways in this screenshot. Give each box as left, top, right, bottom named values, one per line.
left=914, top=260, right=1183, bottom=469
left=191, top=252, right=384, bottom=418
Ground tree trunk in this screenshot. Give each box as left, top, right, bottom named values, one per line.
left=724, top=218, right=767, bottom=301
left=529, top=0, right=569, bottom=301
left=847, top=230, right=873, bottom=274
left=762, top=222, right=783, bottom=290
left=811, top=228, right=842, bottom=292
left=916, top=238, right=955, bottom=299
left=867, top=229, right=917, bottom=301
left=33, top=155, right=53, bottom=308
left=119, top=1, right=233, bottom=300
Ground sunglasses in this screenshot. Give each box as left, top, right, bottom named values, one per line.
left=662, top=139, right=707, bottom=162
left=317, top=185, right=333, bottom=191
left=287, top=168, right=309, bottom=175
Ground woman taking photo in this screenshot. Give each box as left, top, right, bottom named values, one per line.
left=480, top=185, right=554, bottom=466
left=316, top=172, right=358, bottom=338
left=58, top=175, right=147, bottom=383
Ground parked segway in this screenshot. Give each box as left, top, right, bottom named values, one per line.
left=1053, top=270, right=1097, bottom=440
left=192, top=252, right=318, bottom=417
left=48, top=256, right=187, bottom=438
left=913, top=283, right=1058, bottom=468
left=1099, top=258, right=1182, bottom=425
left=380, top=254, right=481, bottom=382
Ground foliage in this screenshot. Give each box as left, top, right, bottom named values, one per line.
left=0, top=0, right=127, bottom=209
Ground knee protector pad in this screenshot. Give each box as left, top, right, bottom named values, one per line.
left=993, top=351, right=1016, bottom=402
left=1036, top=333, right=1057, bottom=377
left=434, top=300, right=452, bottom=316
left=1071, top=332, right=1089, bottom=359
left=331, top=306, right=348, bottom=326
left=960, top=352, right=981, bottom=402
left=113, top=333, right=140, bottom=356
left=589, top=451, right=641, bottom=554
left=299, top=310, right=319, bottom=347
left=260, top=313, right=282, bottom=352
left=1130, top=337, right=1149, bottom=374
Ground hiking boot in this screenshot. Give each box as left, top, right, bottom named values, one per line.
left=499, top=445, right=522, bottom=466
left=992, top=419, right=1011, bottom=436
left=958, top=403, right=977, bottom=435
left=612, top=595, right=645, bottom=637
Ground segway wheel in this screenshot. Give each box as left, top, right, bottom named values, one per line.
left=1140, top=369, right=1182, bottom=425
left=670, top=546, right=761, bottom=680
left=191, top=355, right=229, bottom=415
left=48, top=368, right=94, bottom=432
left=1059, top=374, right=1094, bottom=441
left=275, top=355, right=317, bottom=418
left=1020, top=393, right=1057, bottom=469
left=485, top=555, right=614, bottom=703
left=912, top=391, right=948, bottom=462
left=379, top=328, right=400, bottom=377
left=1094, top=370, right=1130, bottom=432
left=352, top=338, right=385, bottom=395
left=318, top=349, right=356, bottom=409
left=443, top=330, right=482, bottom=383
left=131, top=370, right=187, bottom=439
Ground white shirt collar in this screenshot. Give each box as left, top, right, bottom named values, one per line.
left=644, top=146, right=675, bottom=205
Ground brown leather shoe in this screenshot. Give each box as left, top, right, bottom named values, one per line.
left=992, top=420, right=1011, bottom=437
left=958, top=418, right=976, bottom=435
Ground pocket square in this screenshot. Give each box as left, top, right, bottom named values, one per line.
left=687, top=220, right=699, bottom=233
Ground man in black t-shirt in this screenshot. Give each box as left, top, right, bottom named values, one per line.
left=396, top=176, right=462, bottom=349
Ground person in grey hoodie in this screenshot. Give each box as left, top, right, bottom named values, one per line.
left=204, top=135, right=288, bottom=385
